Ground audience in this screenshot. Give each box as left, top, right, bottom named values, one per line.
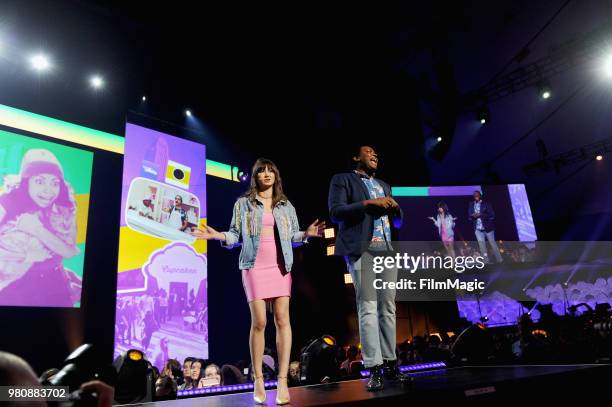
left=6, top=305, right=612, bottom=403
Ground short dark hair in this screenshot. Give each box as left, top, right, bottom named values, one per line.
left=350, top=145, right=376, bottom=168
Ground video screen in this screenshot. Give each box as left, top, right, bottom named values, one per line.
left=0, top=129, right=93, bottom=307
left=114, top=123, right=208, bottom=371
left=394, top=184, right=537, bottom=243
left=393, top=184, right=537, bottom=327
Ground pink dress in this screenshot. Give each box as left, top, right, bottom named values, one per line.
left=241, top=212, right=292, bottom=302
left=440, top=219, right=453, bottom=243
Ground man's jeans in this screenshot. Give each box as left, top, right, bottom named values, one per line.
left=474, top=229, right=503, bottom=263
left=346, top=254, right=397, bottom=368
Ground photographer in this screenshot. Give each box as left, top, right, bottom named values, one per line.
left=0, top=351, right=113, bottom=407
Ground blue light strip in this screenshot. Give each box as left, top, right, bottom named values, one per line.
left=359, top=362, right=447, bottom=377
left=178, top=362, right=448, bottom=397
left=177, top=380, right=278, bottom=398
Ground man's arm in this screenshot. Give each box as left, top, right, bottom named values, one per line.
left=382, top=180, right=403, bottom=229
left=328, top=174, right=367, bottom=223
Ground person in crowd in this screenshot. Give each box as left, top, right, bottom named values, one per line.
left=221, top=364, right=247, bottom=385
left=340, top=345, right=360, bottom=374
left=198, top=363, right=222, bottom=388
left=423, top=335, right=451, bottom=362
left=328, top=145, right=408, bottom=391
left=186, top=359, right=204, bottom=391
left=468, top=190, right=503, bottom=263
left=178, top=357, right=196, bottom=390
left=427, top=201, right=457, bottom=257
left=192, top=158, right=325, bottom=405
left=154, top=376, right=177, bottom=401
left=288, top=361, right=301, bottom=387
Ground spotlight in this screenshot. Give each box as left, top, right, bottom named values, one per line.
left=29, top=53, right=51, bottom=72
left=142, top=96, right=147, bottom=102
left=113, top=349, right=154, bottom=404
left=477, top=107, right=489, bottom=125
left=323, top=228, right=335, bottom=239
left=237, top=170, right=249, bottom=182
left=326, top=244, right=335, bottom=256
left=604, top=54, right=612, bottom=77
left=596, top=155, right=603, bottom=161
left=300, top=335, right=339, bottom=384
left=89, top=75, right=104, bottom=89
left=538, top=82, right=552, bottom=99
left=437, top=136, right=443, bottom=142
left=185, top=109, right=192, bottom=117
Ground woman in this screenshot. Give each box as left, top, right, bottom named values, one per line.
left=192, top=158, right=325, bottom=405
left=198, top=363, right=223, bottom=388
left=428, top=201, right=457, bottom=257
left=0, top=148, right=80, bottom=306
left=188, top=359, right=204, bottom=390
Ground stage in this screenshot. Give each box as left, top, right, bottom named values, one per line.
left=128, top=363, right=612, bottom=405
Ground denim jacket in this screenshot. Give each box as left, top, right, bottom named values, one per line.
left=433, top=214, right=456, bottom=238
left=221, top=196, right=307, bottom=271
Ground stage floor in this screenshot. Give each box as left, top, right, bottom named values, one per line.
left=128, top=363, right=612, bottom=406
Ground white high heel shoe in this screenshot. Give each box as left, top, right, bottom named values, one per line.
left=275, top=376, right=290, bottom=405
left=253, top=375, right=267, bottom=405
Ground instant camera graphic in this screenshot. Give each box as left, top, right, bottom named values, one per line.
left=165, top=160, right=192, bottom=189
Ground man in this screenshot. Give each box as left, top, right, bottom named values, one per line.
left=328, top=146, right=407, bottom=391
left=164, top=195, right=188, bottom=231
left=468, top=190, right=503, bottom=263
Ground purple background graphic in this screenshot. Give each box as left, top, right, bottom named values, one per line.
left=114, top=124, right=208, bottom=371
left=120, top=123, right=206, bottom=226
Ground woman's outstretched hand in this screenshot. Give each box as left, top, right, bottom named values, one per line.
left=305, top=219, right=327, bottom=238
left=191, top=225, right=224, bottom=241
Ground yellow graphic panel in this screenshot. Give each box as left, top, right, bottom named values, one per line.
left=118, top=220, right=207, bottom=272
left=75, top=193, right=89, bottom=244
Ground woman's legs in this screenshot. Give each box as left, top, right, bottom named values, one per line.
left=445, top=239, right=456, bottom=257
left=273, top=296, right=291, bottom=400
left=249, top=300, right=267, bottom=399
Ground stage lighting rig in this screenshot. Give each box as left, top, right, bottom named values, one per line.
left=523, top=136, right=612, bottom=176
left=461, top=22, right=612, bottom=110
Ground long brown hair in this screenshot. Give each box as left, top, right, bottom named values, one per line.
left=243, top=158, right=287, bottom=207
